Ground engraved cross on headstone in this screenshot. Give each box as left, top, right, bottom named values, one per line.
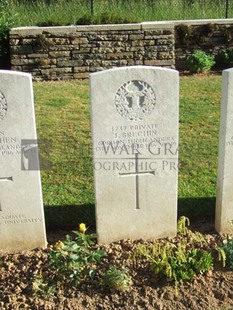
left=0, top=176, right=13, bottom=211
left=118, top=153, right=155, bottom=210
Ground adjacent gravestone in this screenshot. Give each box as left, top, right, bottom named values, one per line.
left=216, top=68, right=233, bottom=234
left=0, top=70, right=47, bottom=252
left=90, top=66, right=179, bottom=243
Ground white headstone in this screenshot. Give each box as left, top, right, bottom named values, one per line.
left=91, top=66, right=179, bottom=243
left=216, top=68, right=233, bottom=234
left=0, top=70, right=47, bottom=252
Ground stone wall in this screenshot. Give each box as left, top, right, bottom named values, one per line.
left=9, top=23, right=174, bottom=80
left=9, top=19, right=233, bottom=80
left=174, top=19, right=233, bottom=70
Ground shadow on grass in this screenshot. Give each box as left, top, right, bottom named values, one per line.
left=178, top=197, right=215, bottom=220
left=178, top=197, right=216, bottom=233
left=44, top=204, right=96, bottom=231
left=44, top=197, right=216, bottom=232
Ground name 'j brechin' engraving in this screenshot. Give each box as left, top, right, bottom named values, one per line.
left=0, top=92, right=7, bottom=121
left=115, top=80, right=156, bottom=121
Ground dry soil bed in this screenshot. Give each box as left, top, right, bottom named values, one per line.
left=0, top=221, right=233, bottom=310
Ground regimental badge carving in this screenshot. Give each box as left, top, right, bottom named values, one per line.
left=115, top=80, right=156, bottom=121
left=0, top=92, right=7, bottom=121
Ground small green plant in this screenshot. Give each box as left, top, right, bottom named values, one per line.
left=134, top=217, right=221, bottom=293
left=102, top=265, right=132, bottom=292
left=32, top=273, right=56, bottom=297
left=220, top=239, right=233, bottom=269
left=48, top=223, right=104, bottom=286
left=215, top=49, right=233, bottom=69
left=186, top=50, right=215, bottom=73
left=0, top=258, right=3, bottom=267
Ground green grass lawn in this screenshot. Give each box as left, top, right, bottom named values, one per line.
left=178, top=74, right=221, bottom=219
left=34, top=74, right=221, bottom=230
left=11, top=0, right=230, bottom=27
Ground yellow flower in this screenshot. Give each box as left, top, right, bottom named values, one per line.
left=54, top=240, right=64, bottom=250
left=79, top=223, right=87, bottom=233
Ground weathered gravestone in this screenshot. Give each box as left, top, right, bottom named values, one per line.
left=216, top=68, right=233, bottom=234
left=90, top=66, right=179, bottom=243
left=0, top=70, right=47, bottom=252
